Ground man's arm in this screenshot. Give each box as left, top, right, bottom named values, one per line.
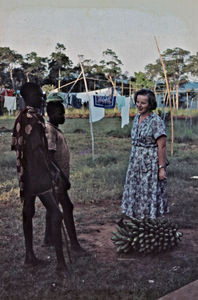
left=49, top=150, right=71, bottom=190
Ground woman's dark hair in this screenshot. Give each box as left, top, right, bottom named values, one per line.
left=46, top=101, right=64, bottom=117
left=134, top=89, right=157, bottom=111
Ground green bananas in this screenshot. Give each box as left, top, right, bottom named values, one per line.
left=111, top=218, right=183, bottom=254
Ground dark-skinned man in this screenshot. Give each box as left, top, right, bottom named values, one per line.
left=43, top=98, right=84, bottom=254
left=11, top=82, right=67, bottom=272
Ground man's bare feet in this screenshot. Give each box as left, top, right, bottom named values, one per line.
left=56, top=261, right=68, bottom=273
left=24, top=257, right=47, bottom=268
left=42, top=241, right=54, bottom=248
left=71, top=244, right=89, bottom=256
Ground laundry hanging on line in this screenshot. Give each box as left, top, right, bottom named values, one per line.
left=116, top=95, right=126, bottom=110
left=89, top=95, right=105, bottom=123
left=93, top=95, right=116, bottom=109
left=121, top=97, right=130, bottom=128
left=4, top=96, right=16, bottom=114
left=69, top=95, right=82, bottom=108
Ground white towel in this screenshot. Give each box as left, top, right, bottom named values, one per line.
left=89, top=95, right=104, bottom=123
left=4, top=96, right=16, bottom=113
left=121, top=97, right=130, bottom=128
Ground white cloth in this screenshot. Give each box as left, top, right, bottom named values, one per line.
left=89, top=95, right=104, bottom=123
left=77, top=92, right=89, bottom=103
left=77, top=87, right=120, bottom=103
left=4, top=96, right=16, bottom=113
left=121, top=97, right=130, bottom=128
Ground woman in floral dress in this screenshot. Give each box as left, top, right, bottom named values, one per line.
left=121, top=89, right=169, bottom=219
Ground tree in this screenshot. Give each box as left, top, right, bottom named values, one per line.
left=187, top=52, right=198, bottom=77
left=47, top=43, right=73, bottom=88
left=145, top=47, right=191, bottom=108
left=133, top=71, right=154, bottom=91
left=0, top=47, right=23, bottom=89
left=99, top=48, right=123, bottom=83
left=22, top=52, right=47, bottom=84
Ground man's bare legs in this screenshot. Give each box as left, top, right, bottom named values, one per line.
left=23, top=191, right=67, bottom=270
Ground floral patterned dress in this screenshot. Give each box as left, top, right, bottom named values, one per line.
left=121, top=112, right=169, bottom=219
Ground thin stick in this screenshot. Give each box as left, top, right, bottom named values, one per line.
left=154, top=36, right=174, bottom=156
left=58, top=68, right=61, bottom=91
left=52, top=77, right=84, bottom=93
left=129, top=80, right=132, bottom=97
left=61, top=222, right=72, bottom=264
left=78, top=56, right=95, bottom=161
left=65, top=71, right=83, bottom=103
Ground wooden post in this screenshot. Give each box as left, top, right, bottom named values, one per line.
left=129, top=80, right=132, bottom=97
left=190, top=97, right=194, bottom=128
left=187, top=92, right=189, bottom=109
left=78, top=56, right=95, bottom=161
left=58, top=68, right=61, bottom=91
left=154, top=36, right=174, bottom=156
left=172, top=91, right=175, bottom=112
left=176, top=85, right=179, bottom=110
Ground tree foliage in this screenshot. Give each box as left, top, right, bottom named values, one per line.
left=22, top=52, right=47, bottom=83
left=145, top=47, right=191, bottom=89
left=187, top=52, right=198, bottom=77
left=100, top=48, right=123, bottom=81
left=0, top=45, right=196, bottom=96
left=47, top=43, right=73, bottom=86
left=133, top=71, right=154, bottom=90
left=0, top=47, right=23, bottom=88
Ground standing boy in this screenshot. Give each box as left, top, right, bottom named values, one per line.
left=11, top=83, right=67, bottom=271
left=43, top=97, right=83, bottom=253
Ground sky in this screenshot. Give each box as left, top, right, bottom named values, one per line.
left=0, top=0, right=197, bottom=76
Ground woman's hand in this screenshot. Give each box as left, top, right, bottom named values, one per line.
left=159, top=168, right=166, bottom=180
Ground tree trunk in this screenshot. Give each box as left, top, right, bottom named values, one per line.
left=9, top=68, right=15, bottom=90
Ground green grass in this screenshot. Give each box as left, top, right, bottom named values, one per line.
left=0, top=115, right=198, bottom=299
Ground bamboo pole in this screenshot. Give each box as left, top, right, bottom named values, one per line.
left=58, top=68, right=61, bottom=91
left=52, top=77, right=84, bottom=93
left=176, top=85, right=179, bottom=110
left=78, top=56, right=95, bottom=161
left=65, top=71, right=83, bottom=103
left=154, top=36, right=174, bottom=156
left=121, top=80, right=124, bottom=96
left=129, top=80, right=132, bottom=97
left=187, top=92, right=189, bottom=109
left=172, top=91, right=175, bottom=113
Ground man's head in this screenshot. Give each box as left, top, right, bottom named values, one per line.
left=46, top=101, right=65, bottom=125
left=20, top=82, right=44, bottom=108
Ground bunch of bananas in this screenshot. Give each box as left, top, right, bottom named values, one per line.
left=111, top=218, right=183, bottom=254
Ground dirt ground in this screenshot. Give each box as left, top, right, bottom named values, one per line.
left=74, top=200, right=198, bottom=263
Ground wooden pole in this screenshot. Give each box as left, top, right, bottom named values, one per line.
left=129, top=80, right=132, bottom=97
left=121, top=80, right=124, bottom=96
left=187, top=92, right=189, bottom=109
left=154, top=36, right=174, bottom=156
left=172, top=90, right=175, bottom=113
left=78, top=56, right=95, bottom=161
left=58, top=68, right=61, bottom=91
left=176, top=85, right=179, bottom=110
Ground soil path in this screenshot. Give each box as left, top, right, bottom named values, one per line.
left=78, top=222, right=198, bottom=262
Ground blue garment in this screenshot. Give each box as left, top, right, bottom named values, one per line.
left=116, top=96, right=125, bottom=110
left=93, top=95, right=116, bottom=109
